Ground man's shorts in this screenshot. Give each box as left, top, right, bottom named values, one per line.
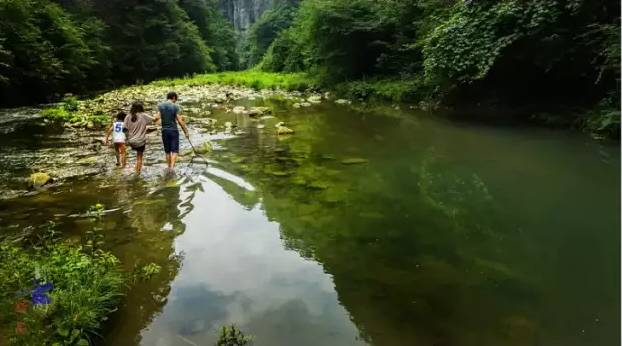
left=162, top=129, right=179, bottom=154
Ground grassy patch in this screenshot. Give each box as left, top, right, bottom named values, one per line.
left=0, top=242, right=124, bottom=345
left=151, top=70, right=319, bottom=92
left=41, top=95, right=110, bottom=129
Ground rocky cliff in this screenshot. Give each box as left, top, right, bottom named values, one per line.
left=219, top=0, right=275, bottom=31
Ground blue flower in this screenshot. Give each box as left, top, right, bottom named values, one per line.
left=31, top=282, right=53, bottom=305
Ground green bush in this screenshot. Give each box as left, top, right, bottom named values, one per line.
left=334, top=78, right=430, bottom=103
left=422, top=1, right=560, bottom=84
left=582, top=96, right=621, bottom=139
left=0, top=242, right=124, bottom=345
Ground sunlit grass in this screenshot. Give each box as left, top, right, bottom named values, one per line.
left=151, top=70, right=319, bottom=92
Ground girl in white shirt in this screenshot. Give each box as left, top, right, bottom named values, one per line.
left=104, top=112, right=127, bottom=168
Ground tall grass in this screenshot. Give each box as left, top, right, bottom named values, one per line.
left=151, top=70, right=319, bottom=92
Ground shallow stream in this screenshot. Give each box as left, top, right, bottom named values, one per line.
left=0, top=96, right=619, bottom=346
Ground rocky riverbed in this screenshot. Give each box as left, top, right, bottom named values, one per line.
left=1, top=84, right=353, bottom=200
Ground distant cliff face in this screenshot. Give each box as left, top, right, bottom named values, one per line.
left=219, top=0, right=275, bottom=31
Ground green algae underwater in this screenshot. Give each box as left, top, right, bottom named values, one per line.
left=0, top=91, right=619, bottom=346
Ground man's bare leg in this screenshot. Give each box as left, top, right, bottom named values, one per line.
left=170, top=153, right=178, bottom=170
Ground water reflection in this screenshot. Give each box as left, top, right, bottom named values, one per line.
left=139, top=177, right=364, bottom=346
left=103, top=176, right=190, bottom=346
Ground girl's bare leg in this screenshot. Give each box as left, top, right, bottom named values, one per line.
left=115, top=146, right=121, bottom=166
left=121, top=145, right=127, bottom=168
left=136, top=151, right=143, bottom=173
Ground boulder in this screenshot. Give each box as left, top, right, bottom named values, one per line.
left=293, top=103, right=301, bottom=109
left=29, top=172, right=51, bottom=189
left=300, top=102, right=312, bottom=107
left=194, top=142, right=213, bottom=154
left=335, top=99, right=352, bottom=105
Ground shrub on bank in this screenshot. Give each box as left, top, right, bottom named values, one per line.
left=0, top=242, right=124, bottom=345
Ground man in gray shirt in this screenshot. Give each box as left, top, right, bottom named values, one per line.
left=154, top=91, right=189, bottom=172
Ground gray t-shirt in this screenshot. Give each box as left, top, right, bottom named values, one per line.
left=123, top=113, right=153, bottom=148
left=158, top=102, right=181, bottom=130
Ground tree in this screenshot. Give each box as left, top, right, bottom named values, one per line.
left=0, top=0, right=107, bottom=104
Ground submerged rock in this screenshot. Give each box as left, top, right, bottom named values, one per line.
left=76, top=156, right=98, bottom=165
left=335, top=99, right=352, bottom=105
left=29, top=172, right=51, bottom=189
left=232, top=106, right=246, bottom=114
left=300, top=102, right=312, bottom=108
left=293, top=103, right=301, bottom=109
left=248, top=106, right=271, bottom=117
left=307, top=95, right=322, bottom=104
left=341, top=158, right=368, bottom=165
left=275, top=122, right=294, bottom=135
left=194, top=142, right=213, bottom=154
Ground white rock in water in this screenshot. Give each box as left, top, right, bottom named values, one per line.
left=307, top=95, right=322, bottom=104
left=335, top=99, right=352, bottom=105
left=232, top=106, right=246, bottom=114
left=293, top=103, right=301, bottom=109
left=300, top=102, right=312, bottom=107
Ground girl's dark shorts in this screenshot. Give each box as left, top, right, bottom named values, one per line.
left=130, top=144, right=145, bottom=153
left=162, top=129, right=179, bottom=154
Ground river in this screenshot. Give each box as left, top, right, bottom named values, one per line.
left=0, top=96, right=619, bottom=346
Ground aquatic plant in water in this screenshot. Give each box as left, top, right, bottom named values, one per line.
left=216, top=325, right=253, bottom=346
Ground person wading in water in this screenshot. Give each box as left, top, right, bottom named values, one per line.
left=154, top=92, right=189, bottom=173
left=124, top=101, right=155, bottom=173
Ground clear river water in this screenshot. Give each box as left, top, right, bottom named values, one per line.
left=0, top=97, right=619, bottom=346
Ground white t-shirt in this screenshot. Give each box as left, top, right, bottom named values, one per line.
left=112, top=121, right=126, bottom=143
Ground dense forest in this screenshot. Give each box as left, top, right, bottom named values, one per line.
left=0, top=0, right=237, bottom=105
left=0, top=0, right=619, bottom=133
